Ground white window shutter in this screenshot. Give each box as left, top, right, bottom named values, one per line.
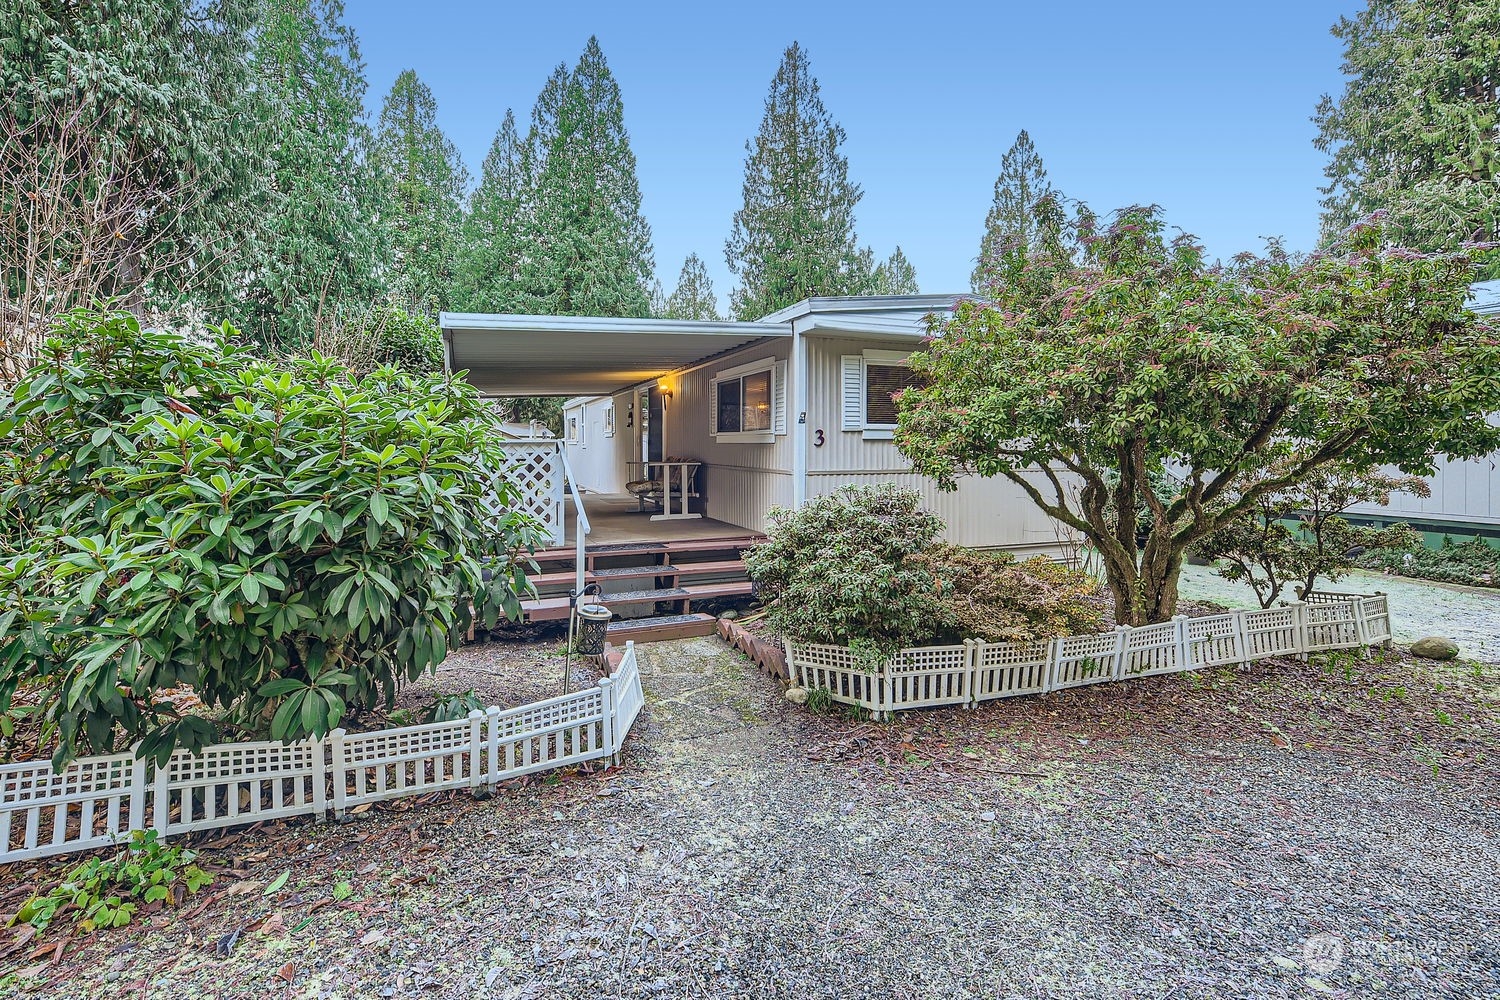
left=840, top=355, right=864, bottom=431
left=709, top=379, right=718, bottom=435
left=772, top=360, right=788, bottom=435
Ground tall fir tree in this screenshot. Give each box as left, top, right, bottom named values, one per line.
left=370, top=70, right=469, bottom=313
left=239, top=0, right=383, bottom=348
left=971, top=129, right=1055, bottom=292
left=1, top=0, right=261, bottom=315
left=518, top=38, right=654, bottom=317
left=662, top=253, right=723, bottom=320
left=1314, top=1, right=1500, bottom=276
left=453, top=109, right=527, bottom=311
left=870, top=246, right=919, bottom=295
left=725, top=42, right=868, bottom=320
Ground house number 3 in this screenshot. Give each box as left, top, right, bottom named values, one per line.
left=813, top=429, right=825, bottom=447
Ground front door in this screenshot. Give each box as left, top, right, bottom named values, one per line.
left=647, top=386, right=664, bottom=464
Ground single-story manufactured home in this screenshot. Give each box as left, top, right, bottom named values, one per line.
left=441, top=295, right=1071, bottom=566
left=1343, top=279, right=1500, bottom=543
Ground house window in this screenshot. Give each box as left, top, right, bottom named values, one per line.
left=842, top=351, right=923, bottom=439
left=864, top=363, right=922, bottom=426
left=711, top=358, right=785, bottom=442
left=716, top=370, right=772, bottom=433
left=603, top=403, right=615, bottom=438
left=565, top=413, right=581, bottom=445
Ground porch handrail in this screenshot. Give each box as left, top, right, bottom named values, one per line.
left=554, top=443, right=590, bottom=597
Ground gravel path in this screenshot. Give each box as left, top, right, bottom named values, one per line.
left=13, top=638, right=1500, bottom=999
left=1180, top=563, right=1500, bottom=662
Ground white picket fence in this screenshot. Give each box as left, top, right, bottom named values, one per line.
left=788, top=593, right=1393, bottom=718
left=0, top=643, right=645, bottom=864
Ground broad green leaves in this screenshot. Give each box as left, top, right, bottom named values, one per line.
left=0, top=310, right=543, bottom=767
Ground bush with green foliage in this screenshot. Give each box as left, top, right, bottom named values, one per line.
left=914, top=545, right=1105, bottom=644
left=368, top=305, right=444, bottom=372
left=418, top=688, right=486, bottom=723
left=1355, top=536, right=1500, bottom=589
left=0, top=310, right=542, bottom=767
left=745, top=485, right=1106, bottom=662
left=745, top=485, right=948, bottom=663
left=13, top=830, right=212, bottom=933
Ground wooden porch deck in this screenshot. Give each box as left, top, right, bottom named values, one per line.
left=560, top=492, right=755, bottom=547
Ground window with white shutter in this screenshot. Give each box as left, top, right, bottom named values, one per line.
left=843, top=350, right=923, bottom=440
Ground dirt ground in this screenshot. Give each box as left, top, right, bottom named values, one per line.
left=3, top=634, right=1498, bottom=999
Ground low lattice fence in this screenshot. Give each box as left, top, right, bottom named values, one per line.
left=787, top=593, right=1393, bottom=718
left=0, top=643, right=645, bottom=864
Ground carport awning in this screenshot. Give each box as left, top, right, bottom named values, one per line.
left=441, top=313, right=789, bottom=396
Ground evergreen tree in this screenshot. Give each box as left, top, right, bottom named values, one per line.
left=972, top=129, right=1055, bottom=292
left=238, top=0, right=383, bottom=347
left=518, top=38, right=654, bottom=317
left=525, top=63, right=571, bottom=186
left=1, top=0, right=261, bottom=316
left=725, top=42, right=868, bottom=320
left=870, top=246, right=919, bottom=295
left=648, top=278, right=669, bottom=318
left=662, top=253, right=723, bottom=320
left=370, top=70, right=468, bottom=313
left=1314, top=1, right=1500, bottom=276
left=453, top=109, right=527, bottom=311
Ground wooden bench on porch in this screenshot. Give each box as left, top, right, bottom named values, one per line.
left=624, top=459, right=701, bottom=520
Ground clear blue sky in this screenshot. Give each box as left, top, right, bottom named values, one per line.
left=348, top=1, right=1354, bottom=308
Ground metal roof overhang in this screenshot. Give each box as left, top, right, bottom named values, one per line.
left=440, top=313, right=789, bottom=396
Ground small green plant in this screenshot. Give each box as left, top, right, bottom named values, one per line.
left=332, top=880, right=354, bottom=901
left=418, top=689, right=486, bottom=724
left=1435, top=708, right=1453, bottom=726
left=804, top=686, right=835, bottom=715
left=11, top=830, right=212, bottom=933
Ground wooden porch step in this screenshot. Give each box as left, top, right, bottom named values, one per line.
left=671, top=559, right=746, bottom=578
left=606, top=613, right=718, bottom=643
left=530, top=564, right=682, bottom=589
left=521, top=580, right=755, bottom=622
left=530, top=535, right=763, bottom=567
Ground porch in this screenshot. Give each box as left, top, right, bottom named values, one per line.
left=555, top=492, right=755, bottom=549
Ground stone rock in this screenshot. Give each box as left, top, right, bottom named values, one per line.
left=1410, top=636, right=1460, bottom=661
left=784, top=686, right=809, bottom=705
left=719, top=609, right=740, bottom=621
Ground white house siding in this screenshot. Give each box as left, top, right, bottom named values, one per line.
left=662, top=338, right=793, bottom=533
left=1345, top=453, right=1500, bottom=530
left=804, top=335, right=1075, bottom=557
left=562, top=393, right=637, bottom=495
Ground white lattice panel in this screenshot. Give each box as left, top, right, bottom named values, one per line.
left=1049, top=632, right=1124, bottom=690
left=489, top=687, right=607, bottom=779
left=0, top=753, right=142, bottom=862
left=1305, top=602, right=1361, bottom=650
left=1186, top=613, right=1244, bottom=667
left=1241, top=606, right=1302, bottom=658
left=610, top=645, right=645, bottom=748
left=159, top=739, right=324, bottom=836
left=491, top=443, right=565, bottom=545
left=886, top=645, right=971, bottom=710
left=973, top=640, right=1050, bottom=700
left=335, top=718, right=477, bottom=809
left=1357, top=596, right=1392, bottom=643
left=788, top=643, right=886, bottom=712
left=1120, top=621, right=1184, bottom=678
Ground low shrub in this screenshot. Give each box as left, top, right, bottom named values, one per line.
left=745, top=485, right=1106, bottom=662
left=13, top=830, right=212, bottom=933
left=1354, top=535, right=1500, bottom=588
left=0, top=310, right=543, bottom=768
left=916, top=545, right=1106, bottom=644
left=418, top=689, right=486, bottom=724
left=744, top=485, right=947, bottom=662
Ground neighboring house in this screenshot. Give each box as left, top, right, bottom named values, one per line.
left=442, top=295, right=1071, bottom=560
left=1343, top=280, right=1500, bottom=543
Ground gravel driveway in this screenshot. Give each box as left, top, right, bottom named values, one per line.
left=13, top=637, right=1499, bottom=1000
